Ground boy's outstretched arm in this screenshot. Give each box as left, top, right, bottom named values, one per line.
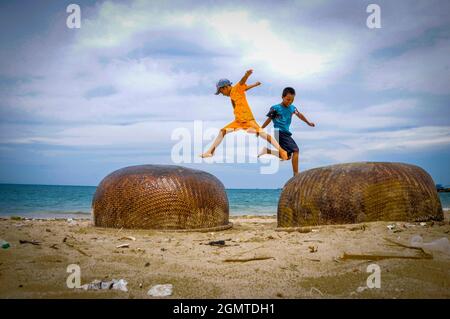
left=239, top=69, right=253, bottom=85
left=245, top=81, right=261, bottom=91
left=261, top=117, right=272, bottom=129
left=294, top=109, right=315, bottom=127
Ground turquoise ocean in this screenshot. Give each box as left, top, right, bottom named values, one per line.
left=0, top=184, right=448, bottom=219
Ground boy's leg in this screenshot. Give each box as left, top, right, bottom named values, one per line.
left=258, top=131, right=289, bottom=160
left=200, top=128, right=229, bottom=158
left=292, top=151, right=299, bottom=175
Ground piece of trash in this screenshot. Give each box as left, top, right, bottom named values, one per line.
left=101, top=281, right=114, bottom=290
left=342, top=251, right=432, bottom=261
left=275, top=227, right=311, bottom=233
left=147, top=284, right=173, bottom=297
left=310, top=287, right=324, bottom=296
left=1, top=240, right=10, bottom=249
left=308, top=246, right=318, bottom=253
left=79, top=279, right=127, bottom=292
left=116, top=244, right=129, bottom=249
left=119, top=236, right=136, bottom=241
left=112, top=279, right=128, bottom=292
left=350, top=225, right=367, bottom=231
left=356, top=286, right=368, bottom=293
left=208, top=240, right=225, bottom=246
left=410, top=235, right=450, bottom=253
left=223, top=256, right=275, bottom=263
left=419, top=222, right=427, bottom=227
left=19, top=239, right=40, bottom=246
left=333, top=257, right=341, bottom=263
left=387, top=224, right=396, bottom=230
left=311, top=229, right=319, bottom=233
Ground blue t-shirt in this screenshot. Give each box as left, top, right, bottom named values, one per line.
left=266, top=103, right=297, bottom=133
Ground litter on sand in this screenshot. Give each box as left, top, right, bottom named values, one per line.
left=276, top=227, right=313, bottom=233
left=342, top=252, right=432, bottom=261
left=342, top=238, right=435, bottom=261
left=19, top=239, right=41, bottom=246
left=116, top=244, right=130, bottom=249
left=310, top=287, right=324, bottom=296
left=147, top=284, right=173, bottom=297
left=308, top=246, right=318, bottom=253
left=80, top=279, right=128, bottom=292
left=119, top=236, right=136, bottom=241
left=1, top=240, right=10, bottom=249
left=223, top=256, right=274, bottom=263
left=410, top=235, right=450, bottom=254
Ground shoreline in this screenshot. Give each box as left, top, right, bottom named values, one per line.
left=1, top=213, right=449, bottom=298
left=1, top=207, right=449, bottom=220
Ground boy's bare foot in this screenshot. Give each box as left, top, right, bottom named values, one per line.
left=200, top=152, right=214, bottom=158
left=257, top=147, right=269, bottom=158
left=279, top=149, right=289, bottom=160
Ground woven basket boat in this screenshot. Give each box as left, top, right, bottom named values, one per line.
left=92, top=165, right=232, bottom=231
left=278, top=162, right=443, bottom=228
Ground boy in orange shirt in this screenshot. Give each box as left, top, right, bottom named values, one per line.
left=200, top=69, right=288, bottom=160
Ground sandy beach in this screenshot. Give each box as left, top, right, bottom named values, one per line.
left=1, top=213, right=449, bottom=299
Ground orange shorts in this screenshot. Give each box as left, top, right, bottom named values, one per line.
left=222, top=120, right=264, bottom=134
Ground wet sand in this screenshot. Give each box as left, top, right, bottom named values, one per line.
left=0, top=213, right=449, bottom=299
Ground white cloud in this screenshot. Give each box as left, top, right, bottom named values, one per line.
left=365, top=40, right=450, bottom=94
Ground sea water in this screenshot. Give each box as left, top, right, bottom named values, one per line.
left=0, top=184, right=448, bottom=219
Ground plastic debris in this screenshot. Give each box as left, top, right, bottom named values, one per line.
left=410, top=235, right=450, bottom=254
left=387, top=224, right=396, bottom=230
left=101, top=281, right=114, bottom=290
left=356, top=286, right=368, bottom=293
left=116, top=244, right=130, bottom=249
left=112, top=279, right=128, bottom=292
left=80, top=279, right=128, bottom=292
left=147, top=284, right=173, bottom=297
left=119, top=236, right=136, bottom=241
left=310, top=287, right=324, bottom=296
left=308, top=246, right=318, bottom=253
left=419, top=222, right=427, bottom=227
left=1, top=240, right=10, bottom=249
left=208, top=240, right=225, bottom=246
left=19, top=239, right=40, bottom=246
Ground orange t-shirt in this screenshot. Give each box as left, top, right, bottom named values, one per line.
left=230, top=83, right=255, bottom=122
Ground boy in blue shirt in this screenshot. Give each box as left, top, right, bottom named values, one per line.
left=259, top=87, right=315, bottom=175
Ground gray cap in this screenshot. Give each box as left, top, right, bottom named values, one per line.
left=215, top=79, right=232, bottom=95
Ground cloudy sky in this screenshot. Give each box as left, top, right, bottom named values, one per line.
left=0, top=0, right=449, bottom=188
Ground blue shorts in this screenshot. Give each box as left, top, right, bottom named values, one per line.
left=275, top=131, right=299, bottom=157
